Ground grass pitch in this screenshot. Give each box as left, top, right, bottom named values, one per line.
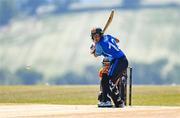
left=0, top=85, right=179, bottom=106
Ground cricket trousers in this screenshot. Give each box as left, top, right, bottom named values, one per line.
left=108, top=56, right=128, bottom=107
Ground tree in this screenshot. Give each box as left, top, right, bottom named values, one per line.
left=16, top=68, right=43, bottom=85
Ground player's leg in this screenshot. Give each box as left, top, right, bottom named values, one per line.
left=109, top=79, right=124, bottom=107
left=101, top=74, right=111, bottom=102
left=98, top=74, right=112, bottom=107
left=98, top=81, right=103, bottom=103
left=108, top=56, right=128, bottom=107
left=118, top=70, right=127, bottom=104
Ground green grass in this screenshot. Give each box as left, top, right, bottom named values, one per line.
left=132, top=86, right=180, bottom=106
left=0, top=85, right=179, bottom=106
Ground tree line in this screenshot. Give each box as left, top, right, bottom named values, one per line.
left=0, top=59, right=180, bottom=85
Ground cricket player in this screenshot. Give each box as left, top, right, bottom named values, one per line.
left=98, top=57, right=112, bottom=107
left=90, top=28, right=128, bottom=107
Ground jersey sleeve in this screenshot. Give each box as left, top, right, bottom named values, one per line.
left=95, top=44, right=103, bottom=56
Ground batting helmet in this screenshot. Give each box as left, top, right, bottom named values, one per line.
left=91, top=28, right=103, bottom=39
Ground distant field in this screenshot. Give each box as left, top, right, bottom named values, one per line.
left=0, top=85, right=179, bottom=106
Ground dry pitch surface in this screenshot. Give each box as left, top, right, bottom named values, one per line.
left=0, top=105, right=180, bottom=118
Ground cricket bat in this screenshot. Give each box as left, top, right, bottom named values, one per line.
left=102, top=10, right=114, bottom=34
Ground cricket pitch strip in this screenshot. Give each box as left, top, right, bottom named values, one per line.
left=0, top=105, right=179, bottom=118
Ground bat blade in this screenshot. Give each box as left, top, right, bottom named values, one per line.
left=102, top=10, right=114, bottom=34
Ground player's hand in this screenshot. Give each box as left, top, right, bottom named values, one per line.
left=115, top=38, right=119, bottom=43
left=90, top=44, right=95, bottom=54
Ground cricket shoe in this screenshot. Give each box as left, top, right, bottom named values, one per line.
left=98, top=101, right=113, bottom=108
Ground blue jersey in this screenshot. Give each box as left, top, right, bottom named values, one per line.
left=95, top=35, right=125, bottom=59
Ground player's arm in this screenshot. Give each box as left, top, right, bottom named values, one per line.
left=92, top=50, right=98, bottom=57
left=91, top=50, right=98, bottom=57
left=90, top=44, right=98, bottom=57
left=93, top=53, right=98, bottom=57
left=90, top=44, right=102, bottom=57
